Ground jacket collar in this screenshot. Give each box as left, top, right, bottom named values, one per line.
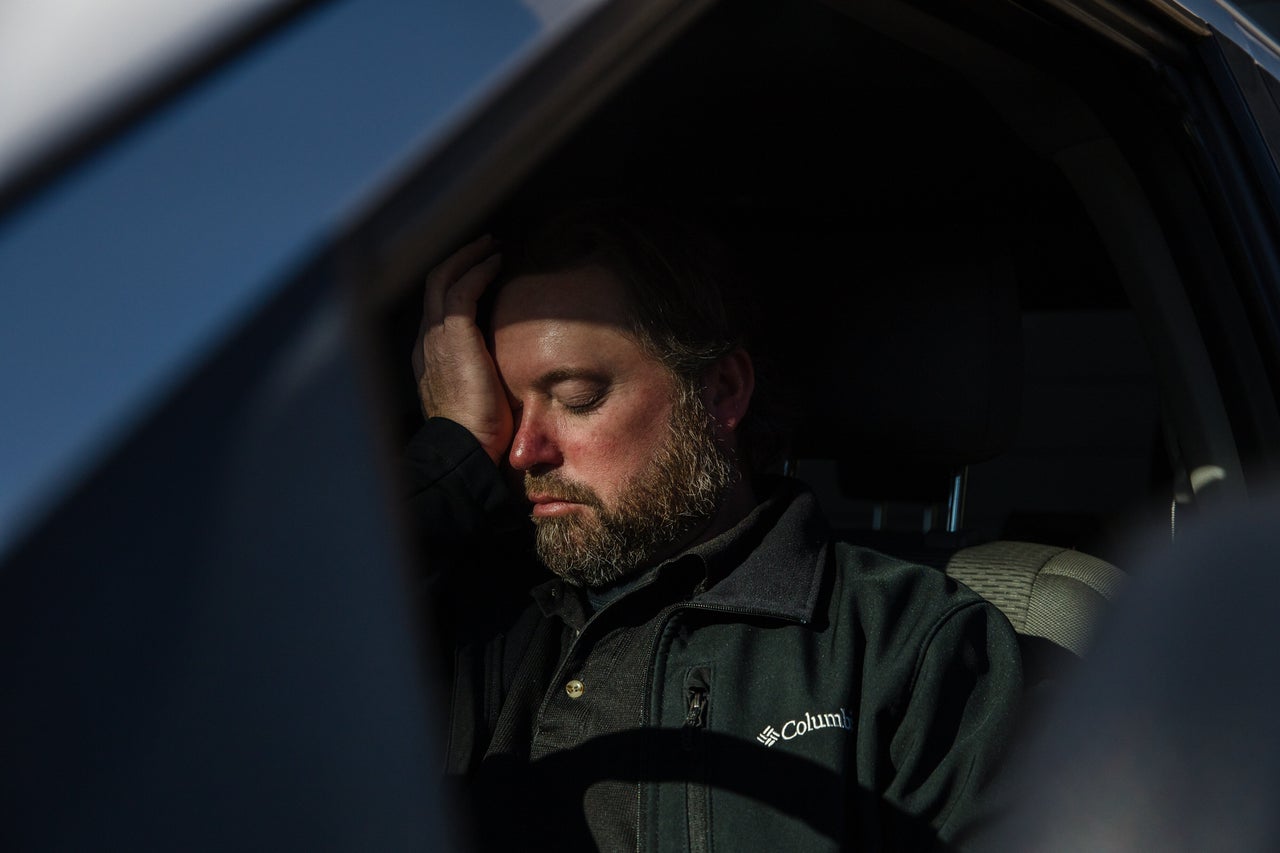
left=684, top=476, right=830, bottom=624
left=530, top=477, right=831, bottom=626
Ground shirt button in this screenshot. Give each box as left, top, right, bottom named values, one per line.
left=565, top=679, right=585, bottom=699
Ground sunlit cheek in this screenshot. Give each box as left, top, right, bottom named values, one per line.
left=567, top=412, right=666, bottom=497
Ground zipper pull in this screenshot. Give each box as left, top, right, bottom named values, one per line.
left=685, top=687, right=708, bottom=729
left=682, top=686, right=707, bottom=751
left=682, top=666, right=711, bottom=750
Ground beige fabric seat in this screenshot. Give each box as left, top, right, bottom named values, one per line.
left=946, top=542, right=1126, bottom=704
left=945, top=541, right=1126, bottom=660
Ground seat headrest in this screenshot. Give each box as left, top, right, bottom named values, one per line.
left=776, top=234, right=1023, bottom=486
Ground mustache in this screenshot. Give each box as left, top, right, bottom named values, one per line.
left=524, top=471, right=604, bottom=509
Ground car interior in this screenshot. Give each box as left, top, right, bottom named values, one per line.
left=8, top=0, right=1280, bottom=848
left=368, top=0, right=1280, bottom=716
left=368, top=0, right=1280, bottom=707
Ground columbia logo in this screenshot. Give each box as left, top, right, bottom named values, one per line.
left=756, top=725, right=780, bottom=747
left=756, top=708, right=852, bottom=748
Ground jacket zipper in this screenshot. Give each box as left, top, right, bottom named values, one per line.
left=637, top=603, right=798, bottom=852
left=683, top=667, right=711, bottom=853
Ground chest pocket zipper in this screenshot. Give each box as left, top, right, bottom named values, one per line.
left=683, top=666, right=711, bottom=853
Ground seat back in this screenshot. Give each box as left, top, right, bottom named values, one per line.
left=770, top=230, right=1126, bottom=689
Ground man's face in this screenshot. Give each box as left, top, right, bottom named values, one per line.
left=491, top=265, right=734, bottom=587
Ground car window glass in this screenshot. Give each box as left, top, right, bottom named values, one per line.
left=0, top=0, right=582, bottom=553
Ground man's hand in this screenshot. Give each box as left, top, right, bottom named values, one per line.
left=413, top=234, right=513, bottom=466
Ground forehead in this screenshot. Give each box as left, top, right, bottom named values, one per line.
left=491, top=264, right=633, bottom=332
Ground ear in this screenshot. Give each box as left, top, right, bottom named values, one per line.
left=702, top=348, right=755, bottom=441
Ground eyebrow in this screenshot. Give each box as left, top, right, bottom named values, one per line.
left=535, top=368, right=610, bottom=391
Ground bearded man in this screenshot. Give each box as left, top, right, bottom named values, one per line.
left=402, top=200, right=1024, bottom=852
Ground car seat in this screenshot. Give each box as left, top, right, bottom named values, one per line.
left=769, top=230, right=1128, bottom=694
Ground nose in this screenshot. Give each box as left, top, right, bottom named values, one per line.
left=508, top=406, right=562, bottom=472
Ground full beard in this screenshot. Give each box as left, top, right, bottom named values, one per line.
left=525, top=385, right=737, bottom=588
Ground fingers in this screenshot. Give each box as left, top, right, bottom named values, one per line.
left=412, top=232, right=510, bottom=450
left=444, top=251, right=503, bottom=321
left=423, top=233, right=501, bottom=326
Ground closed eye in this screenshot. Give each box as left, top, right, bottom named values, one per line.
left=544, top=370, right=610, bottom=414
left=562, top=389, right=606, bottom=414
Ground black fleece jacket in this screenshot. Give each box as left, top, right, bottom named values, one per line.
left=402, top=417, right=1025, bottom=852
